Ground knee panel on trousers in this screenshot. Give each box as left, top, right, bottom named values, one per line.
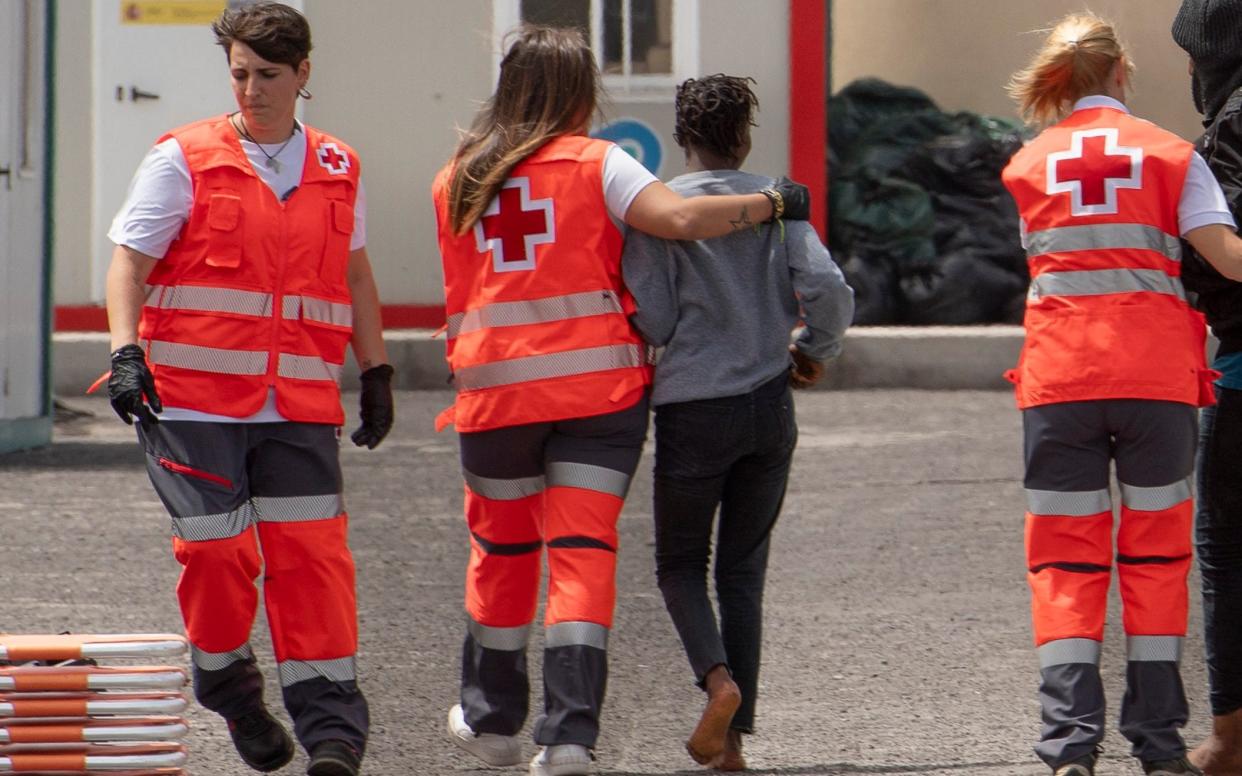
left=173, top=532, right=262, bottom=654
left=257, top=519, right=359, bottom=662
left=545, top=487, right=622, bottom=627
left=464, top=487, right=544, bottom=628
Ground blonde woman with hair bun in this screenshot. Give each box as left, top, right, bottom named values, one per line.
left=1001, top=10, right=1242, bottom=776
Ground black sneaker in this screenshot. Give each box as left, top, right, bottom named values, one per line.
left=307, top=740, right=362, bottom=776
left=1053, top=748, right=1099, bottom=776
left=226, top=709, right=295, bottom=772
left=1141, top=757, right=1203, bottom=776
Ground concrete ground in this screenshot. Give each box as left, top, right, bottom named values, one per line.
left=0, top=389, right=1212, bottom=776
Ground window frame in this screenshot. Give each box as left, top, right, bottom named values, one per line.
left=493, top=0, right=699, bottom=101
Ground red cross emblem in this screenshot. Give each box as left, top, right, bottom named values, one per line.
left=1046, top=128, right=1143, bottom=216
left=316, top=142, right=350, bottom=175
left=473, top=177, right=555, bottom=272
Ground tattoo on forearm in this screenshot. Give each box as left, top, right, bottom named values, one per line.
left=729, top=206, right=754, bottom=231
left=360, top=359, right=376, bottom=371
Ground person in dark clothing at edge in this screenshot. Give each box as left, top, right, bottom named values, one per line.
left=622, top=75, right=854, bottom=771
left=1173, top=2, right=1242, bottom=773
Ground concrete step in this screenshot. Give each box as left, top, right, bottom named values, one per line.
left=51, top=326, right=1027, bottom=397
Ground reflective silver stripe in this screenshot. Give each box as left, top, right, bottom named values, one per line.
left=547, top=462, right=631, bottom=499
left=253, top=494, right=345, bottom=523
left=172, top=503, right=256, bottom=541
left=192, top=643, right=254, bottom=672
left=1119, top=478, right=1192, bottom=512
left=1025, top=488, right=1111, bottom=517
left=278, top=657, right=357, bottom=687
left=146, top=284, right=274, bottom=317
left=468, top=616, right=531, bottom=651
left=545, top=621, right=608, bottom=650
left=1028, top=269, right=1186, bottom=302
left=1026, top=224, right=1182, bottom=262
left=463, top=471, right=545, bottom=501
left=455, top=344, right=645, bottom=391
left=147, top=340, right=268, bottom=376
left=282, top=295, right=301, bottom=320
left=300, top=297, right=353, bottom=328
left=1038, top=638, right=1101, bottom=668
left=277, top=353, right=343, bottom=383
left=1128, top=635, right=1183, bottom=663
left=447, top=290, right=625, bottom=339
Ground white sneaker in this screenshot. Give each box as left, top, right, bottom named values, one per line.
left=529, top=744, right=593, bottom=776
left=446, top=704, right=522, bottom=766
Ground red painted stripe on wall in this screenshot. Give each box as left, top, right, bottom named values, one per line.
left=54, top=304, right=447, bottom=332
left=788, top=0, right=827, bottom=241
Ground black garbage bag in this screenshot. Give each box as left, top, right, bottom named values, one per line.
left=930, top=193, right=1028, bottom=278
left=838, top=111, right=960, bottom=181
left=898, top=249, right=1030, bottom=325
left=828, top=78, right=942, bottom=162
left=838, top=250, right=902, bottom=326
left=829, top=176, right=936, bottom=272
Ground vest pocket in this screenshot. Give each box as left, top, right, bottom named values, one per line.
left=319, top=199, right=354, bottom=279
left=205, top=193, right=243, bottom=268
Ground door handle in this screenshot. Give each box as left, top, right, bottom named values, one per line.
left=0, top=165, right=10, bottom=191
left=130, top=86, right=160, bottom=102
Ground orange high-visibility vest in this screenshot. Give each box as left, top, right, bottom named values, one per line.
left=138, top=116, right=359, bottom=424
left=432, top=135, right=651, bottom=433
left=1002, top=105, right=1215, bottom=409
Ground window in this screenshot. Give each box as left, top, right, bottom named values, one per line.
left=495, top=0, right=699, bottom=98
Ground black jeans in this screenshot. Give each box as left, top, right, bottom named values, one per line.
left=652, top=373, right=796, bottom=733
left=1197, top=385, right=1242, bottom=716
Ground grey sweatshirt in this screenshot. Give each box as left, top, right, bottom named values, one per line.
left=622, top=169, right=855, bottom=406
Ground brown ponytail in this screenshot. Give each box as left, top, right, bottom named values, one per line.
left=1007, top=13, right=1133, bottom=126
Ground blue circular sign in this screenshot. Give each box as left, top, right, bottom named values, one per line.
left=593, top=118, right=664, bottom=175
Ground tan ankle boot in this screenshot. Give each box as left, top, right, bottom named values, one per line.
left=1191, top=709, right=1242, bottom=775
left=686, top=665, right=741, bottom=766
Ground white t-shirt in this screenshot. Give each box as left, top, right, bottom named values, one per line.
left=108, top=122, right=367, bottom=423
left=602, top=144, right=660, bottom=226
left=1019, top=95, right=1236, bottom=247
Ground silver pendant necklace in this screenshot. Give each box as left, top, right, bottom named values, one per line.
left=232, top=113, right=297, bottom=173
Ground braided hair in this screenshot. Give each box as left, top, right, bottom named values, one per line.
left=673, top=74, right=759, bottom=164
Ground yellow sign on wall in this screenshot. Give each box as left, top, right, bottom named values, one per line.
left=120, top=1, right=226, bottom=25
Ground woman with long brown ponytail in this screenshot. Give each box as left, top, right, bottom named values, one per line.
left=1003, top=12, right=1242, bottom=776
left=431, top=25, right=809, bottom=776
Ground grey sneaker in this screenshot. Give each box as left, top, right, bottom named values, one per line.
left=529, top=744, right=593, bottom=776
left=446, top=704, right=522, bottom=766
left=1141, top=757, right=1203, bottom=776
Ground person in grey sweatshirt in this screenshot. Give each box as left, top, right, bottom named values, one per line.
left=621, top=74, right=854, bottom=772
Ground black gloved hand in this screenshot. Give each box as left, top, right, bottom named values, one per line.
left=351, top=364, right=395, bottom=449
left=771, top=176, right=811, bottom=221
left=108, top=344, right=162, bottom=426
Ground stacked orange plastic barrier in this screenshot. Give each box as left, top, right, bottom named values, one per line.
left=0, top=634, right=190, bottom=774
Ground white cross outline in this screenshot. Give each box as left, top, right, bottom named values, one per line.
left=473, top=177, right=555, bottom=273
left=1046, top=128, right=1143, bottom=217
left=316, top=142, right=351, bottom=175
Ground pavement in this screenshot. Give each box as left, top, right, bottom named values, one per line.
left=0, top=389, right=1213, bottom=776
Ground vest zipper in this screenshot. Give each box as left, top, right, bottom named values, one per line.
left=157, top=457, right=233, bottom=489
left=268, top=184, right=291, bottom=388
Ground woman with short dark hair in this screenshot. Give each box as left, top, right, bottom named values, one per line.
left=104, top=3, right=389, bottom=775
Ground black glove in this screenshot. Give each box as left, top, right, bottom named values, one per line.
left=767, top=176, right=811, bottom=222
left=351, top=364, right=395, bottom=449
left=107, top=344, right=162, bottom=426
